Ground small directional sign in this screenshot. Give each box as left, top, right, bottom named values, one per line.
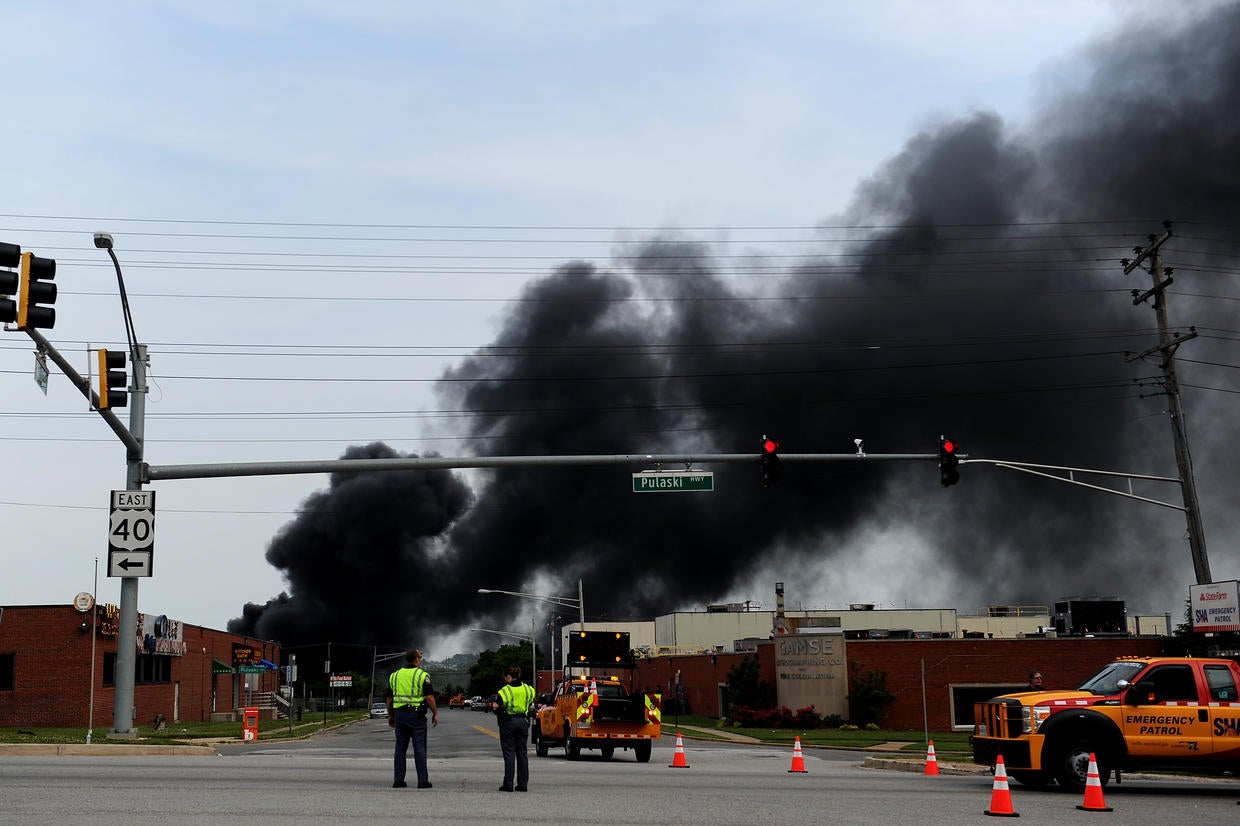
left=108, top=489, right=155, bottom=578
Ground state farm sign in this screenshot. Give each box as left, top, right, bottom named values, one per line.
left=1190, top=581, right=1240, bottom=632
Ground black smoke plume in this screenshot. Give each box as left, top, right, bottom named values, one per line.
left=233, top=5, right=1240, bottom=655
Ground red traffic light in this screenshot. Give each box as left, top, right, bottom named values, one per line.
left=763, top=438, right=779, bottom=455
left=942, top=440, right=956, bottom=454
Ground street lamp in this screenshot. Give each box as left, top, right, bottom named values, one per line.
left=477, top=579, right=584, bottom=678
left=470, top=622, right=537, bottom=692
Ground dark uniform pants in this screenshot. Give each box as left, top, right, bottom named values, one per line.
left=498, top=716, right=530, bottom=790
left=393, top=707, right=429, bottom=786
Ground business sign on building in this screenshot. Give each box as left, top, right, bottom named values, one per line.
left=1190, top=581, right=1240, bottom=632
left=232, top=643, right=260, bottom=668
left=774, top=630, right=848, bottom=720
left=135, top=612, right=186, bottom=656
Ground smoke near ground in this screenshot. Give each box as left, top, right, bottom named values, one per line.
left=231, top=4, right=1240, bottom=652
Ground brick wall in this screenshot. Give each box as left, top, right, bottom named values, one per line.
left=0, top=605, right=282, bottom=729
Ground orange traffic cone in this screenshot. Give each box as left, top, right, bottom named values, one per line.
left=668, top=732, right=690, bottom=768
left=924, top=740, right=940, bottom=776
left=984, top=755, right=1019, bottom=817
left=787, top=736, right=808, bottom=773
left=1075, top=753, right=1113, bottom=812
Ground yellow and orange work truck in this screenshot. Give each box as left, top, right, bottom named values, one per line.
left=971, top=656, right=1240, bottom=790
left=534, top=630, right=661, bottom=762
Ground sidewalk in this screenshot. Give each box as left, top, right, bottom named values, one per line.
left=670, top=724, right=761, bottom=744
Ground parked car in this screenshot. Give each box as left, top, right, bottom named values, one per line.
left=448, top=694, right=466, bottom=708
left=369, top=702, right=388, bottom=719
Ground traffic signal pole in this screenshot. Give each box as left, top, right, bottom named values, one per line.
left=111, top=343, right=147, bottom=738
left=21, top=327, right=141, bottom=458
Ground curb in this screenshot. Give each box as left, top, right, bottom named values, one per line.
left=0, top=743, right=216, bottom=757
left=864, top=755, right=988, bottom=775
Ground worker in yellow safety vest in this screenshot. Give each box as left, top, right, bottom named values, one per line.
left=488, top=665, right=537, bottom=792
left=386, top=648, right=439, bottom=789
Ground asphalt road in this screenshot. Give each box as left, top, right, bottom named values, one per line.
left=2, top=711, right=1238, bottom=824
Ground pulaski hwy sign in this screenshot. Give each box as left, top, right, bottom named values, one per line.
left=632, top=471, right=714, bottom=493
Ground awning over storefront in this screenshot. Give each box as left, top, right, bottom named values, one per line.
left=260, top=659, right=279, bottom=670
left=211, top=659, right=235, bottom=674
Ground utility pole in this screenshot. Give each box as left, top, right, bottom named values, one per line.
left=1122, top=222, right=1211, bottom=585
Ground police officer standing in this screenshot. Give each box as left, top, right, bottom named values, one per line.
left=489, top=665, right=536, bottom=792
left=386, top=648, right=438, bottom=789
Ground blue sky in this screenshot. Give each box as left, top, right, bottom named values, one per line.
left=0, top=1, right=1215, bottom=634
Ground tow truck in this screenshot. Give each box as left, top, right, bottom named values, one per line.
left=534, top=630, right=661, bottom=762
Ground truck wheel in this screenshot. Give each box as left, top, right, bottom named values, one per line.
left=601, top=745, right=615, bottom=760
left=1008, top=769, right=1051, bottom=789
left=536, top=738, right=548, bottom=757
left=566, top=732, right=581, bottom=760
left=634, top=740, right=652, bottom=763
left=1054, top=740, right=1108, bottom=792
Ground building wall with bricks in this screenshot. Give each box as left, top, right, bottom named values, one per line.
left=0, top=603, right=281, bottom=729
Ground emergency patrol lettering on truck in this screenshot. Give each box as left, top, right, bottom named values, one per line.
left=971, top=656, right=1240, bottom=791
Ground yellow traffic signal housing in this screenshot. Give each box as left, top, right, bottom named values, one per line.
left=98, top=348, right=128, bottom=410
left=17, top=251, right=57, bottom=329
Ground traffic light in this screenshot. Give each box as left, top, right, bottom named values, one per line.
left=939, top=436, right=960, bottom=487
left=17, top=251, right=56, bottom=329
left=98, top=348, right=128, bottom=410
left=0, top=242, right=19, bottom=324
left=761, top=435, right=782, bottom=487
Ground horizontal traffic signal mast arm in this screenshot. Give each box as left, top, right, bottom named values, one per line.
left=972, top=458, right=1185, bottom=511
left=22, top=327, right=142, bottom=460
left=143, top=451, right=943, bottom=482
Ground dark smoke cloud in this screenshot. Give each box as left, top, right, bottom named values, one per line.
left=233, top=3, right=1240, bottom=652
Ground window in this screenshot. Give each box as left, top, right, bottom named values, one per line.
left=102, top=652, right=170, bottom=686
left=1205, top=665, right=1237, bottom=702
left=0, top=653, right=14, bottom=691
left=1142, top=665, right=1198, bottom=703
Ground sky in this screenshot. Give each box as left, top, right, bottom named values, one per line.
left=3, top=1, right=1238, bottom=663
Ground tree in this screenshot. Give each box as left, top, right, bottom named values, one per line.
left=467, top=642, right=535, bottom=697
left=725, top=655, right=776, bottom=710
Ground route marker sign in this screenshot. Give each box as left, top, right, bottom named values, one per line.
left=632, top=471, right=714, bottom=493
left=107, top=489, right=155, bottom=578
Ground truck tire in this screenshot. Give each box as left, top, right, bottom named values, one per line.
left=601, top=745, right=615, bottom=760
left=536, top=738, right=548, bottom=757
left=634, top=740, right=652, bottom=763
left=1053, top=739, right=1109, bottom=792
left=566, top=731, right=581, bottom=760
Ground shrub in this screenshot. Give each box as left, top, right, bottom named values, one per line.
left=847, top=661, right=896, bottom=727
left=793, top=705, right=822, bottom=729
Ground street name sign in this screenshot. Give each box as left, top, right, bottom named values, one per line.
left=107, top=489, right=155, bottom=578
left=632, top=471, right=714, bottom=493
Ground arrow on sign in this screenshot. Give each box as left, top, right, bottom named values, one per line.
left=115, top=557, right=147, bottom=571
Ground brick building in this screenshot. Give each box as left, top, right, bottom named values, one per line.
left=0, top=602, right=281, bottom=728
left=633, top=635, right=1165, bottom=730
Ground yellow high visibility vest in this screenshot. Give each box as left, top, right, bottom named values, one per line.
left=389, top=667, right=429, bottom=708
left=499, top=681, right=536, bottom=715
